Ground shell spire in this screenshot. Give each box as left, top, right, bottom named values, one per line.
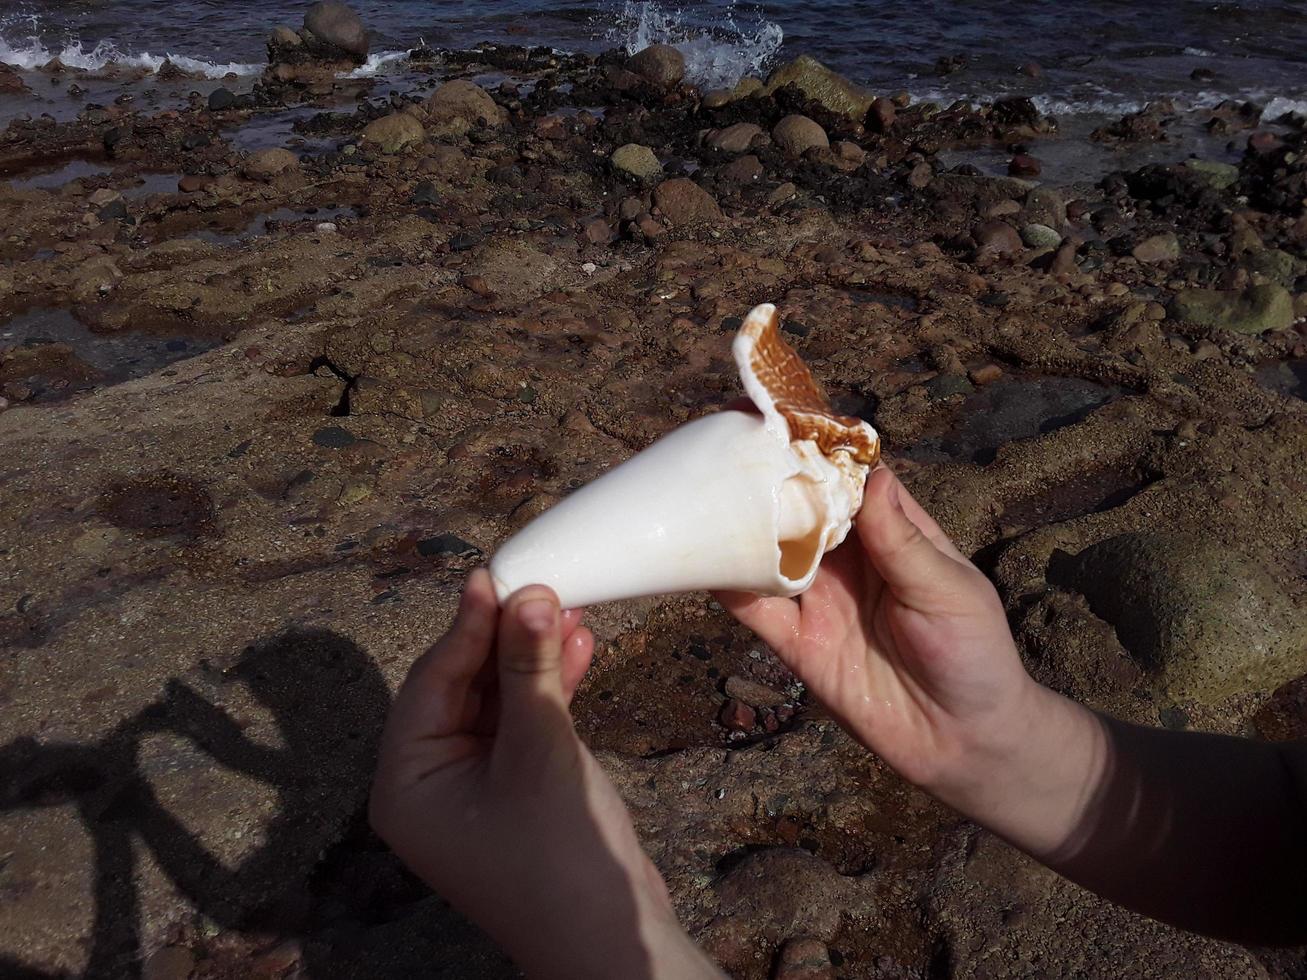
left=733, top=303, right=881, bottom=466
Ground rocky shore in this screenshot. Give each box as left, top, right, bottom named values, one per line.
left=1, top=3, right=1306, bottom=977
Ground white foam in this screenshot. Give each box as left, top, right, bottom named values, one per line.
left=1182, top=46, right=1216, bottom=58
left=344, top=49, right=411, bottom=78
left=612, top=0, right=783, bottom=90
left=0, top=33, right=261, bottom=77
left=1263, top=95, right=1307, bottom=119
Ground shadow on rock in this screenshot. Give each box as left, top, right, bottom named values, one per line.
left=0, top=628, right=390, bottom=978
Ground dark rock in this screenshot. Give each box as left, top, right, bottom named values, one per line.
left=207, top=87, right=236, bottom=111
left=973, top=219, right=1023, bottom=254
left=449, top=231, right=482, bottom=252
left=721, top=154, right=763, bottom=183
left=410, top=180, right=438, bottom=205
left=311, top=425, right=358, bottom=448
left=867, top=96, right=896, bottom=133
left=627, top=43, right=685, bottom=88
left=303, top=1, right=370, bottom=60
left=992, top=96, right=1040, bottom=127
left=416, top=533, right=481, bottom=558
left=1008, top=153, right=1041, bottom=177
left=142, top=945, right=195, bottom=980
left=1019, top=62, right=1043, bottom=78
left=97, top=199, right=129, bottom=222
left=719, top=698, right=756, bottom=731
left=926, top=373, right=975, bottom=400
left=583, top=217, right=612, bottom=244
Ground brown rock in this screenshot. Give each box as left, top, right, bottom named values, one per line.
left=0, top=63, right=29, bottom=96
left=969, top=363, right=1003, bottom=385
left=1131, top=232, right=1180, bottom=263
left=461, top=274, right=493, bottom=296
left=772, top=114, right=829, bottom=157
left=973, top=220, right=1023, bottom=255
left=1019, top=61, right=1043, bottom=78
left=721, top=154, right=764, bottom=183
left=425, top=79, right=505, bottom=136
left=1050, top=241, right=1078, bottom=275
left=715, top=848, right=849, bottom=942
left=177, top=174, right=213, bottom=193
left=1248, top=130, right=1281, bottom=155
left=652, top=178, right=722, bottom=226
left=628, top=43, right=686, bottom=87
left=907, top=161, right=933, bottom=188
left=720, top=698, right=756, bottom=731
left=143, top=945, right=195, bottom=980
left=583, top=217, right=612, bottom=244
left=774, top=938, right=834, bottom=980
left=360, top=112, right=425, bottom=154
left=243, top=147, right=299, bottom=180
left=768, top=182, right=797, bottom=205
left=635, top=212, right=666, bottom=239
left=707, top=122, right=763, bottom=153
left=619, top=195, right=644, bottom=221
left=1008, top=153, right=1041, bottom=177
left=724, top=675, right=787, bottom=707
left=831, top=140, right=866, bottom=171
left=303, top=1, right=369, bottom=60
left=868, top=96, right=896, bottom=133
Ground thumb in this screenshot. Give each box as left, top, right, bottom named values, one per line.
left=856, top=468, right=974, bottom=610
left=495, top=585, right=572, bottom=744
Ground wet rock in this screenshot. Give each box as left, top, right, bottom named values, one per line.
left=142, top=945, right=195, bottom=980
left=868, top=96, right=896, bottom=133
left=177, top=174, right=213, bottom=193
left=714, top=848, right=849, bottom=943
left=628, top=44, right=685, bottom=88
left=1169, top=284, right=1294, bottom=335
left=425, top=80, right=506, bottom=136
left=763, top=55, right=874, bottom=120
left=0, top=63, right=29, bottom=95
left=416, top=533, right=480, bottom=558
left=1052, top=532, right=1307, bottom=701
left=653, top=178, right=722, bottom=226
left=702, top=88, right=733, bottom=109
left=830, top=140, right=866, bottom=171
left=719, top=698, right=756, bottom=731
left=1019, top=61, right=1043, bottom=78
left=1131, top=232, right=1180, bottom=263
left=269, top=25, right=302, bottom=50
left=1020, top=223, right=1061, bottom=250
left=303, top=1, right=370, bottom=61
left=207, top=87, right=236, bottom=111
left=1183, top=159, right=1239, bottom=191
left=926, top=374, right=975, bottom=400
left=774, top=938, right=834, bottom=980
left=1008, top=153, right=1041, bottom=177
left=969, top=363, right=1003, bottom=385
left=973, top=219, right=1022, bottom=255
left=724, top=675, right=788, bottom=708
left=992, top=96, right=1040, bottom=127
left=772, top=114, right=828, bottom=157
left=1246, top=248, right=1305, bottom=287
left=243, top=147, right=299, bottom=180
left=707, top=122, right=762, bottom=153
left=360, top=112, right=425, bottom=154
left=611, top=143, right=663, bottom=183
left=721, top=154, right=763, bottom=183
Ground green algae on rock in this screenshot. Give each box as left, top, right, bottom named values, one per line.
left=1168, top=283, right=1295, bottom=335
left=762, top=55, right=875, bottom=121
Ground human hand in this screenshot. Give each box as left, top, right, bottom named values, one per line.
left=370, top=570, right=723, bottom=980
left=717, top=467, right=1098, bottom=849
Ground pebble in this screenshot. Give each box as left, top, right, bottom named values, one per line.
left=177, top=174, right=211, bottom=193
left=707, top=122, right=762, bottom=153
left=719, top=698, right=756, bottom=731
left=1020, top=223, right=1062, bottom=250
left=610, top=143, right=663, bottom=182
left=207, top=87, right=236, bottom=112
left=628, top=43, right=686, bottom=88
left=721, top=154, right=763, bottom=183
left=583, top=217, right=612, bottom=244
left=868, top=96, right=896, bottom=133
left=724, top=675, right=788, bottom=707
left=973, top=220, right=1023, bottom=255
left=969, top=363, right=1003, bottom=385
left=652, top=178, right=722, bottom=226
left=315, top=222, right=337, bottom=233
left=767, top=182, right=797, bottom=205
left=1131, top=232, right=1180, bottom=263
left=416, top=533, right=480, bottom=558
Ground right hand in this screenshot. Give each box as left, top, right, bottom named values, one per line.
left=715, top=466, right=1040, bottom=797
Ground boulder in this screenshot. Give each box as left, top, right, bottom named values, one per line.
left=762, top=55, right=873, bottom=120
left=1053, top=532, right=1307, bottom=701
left=243, top=147, right=299, bottom=180
left=1168, top=283, right=1295, bottom=335
left=706, top=122, right=762, bottom=153
left=772, top=114, right=828, bottom=157
left=610, top=143, right=663, bottom=182
left=303, top=1, right=369, bottom=60
left=425, top=80, right=506, bottom=136
left=360, top=112, right=425, bottom=154
left=652, top=178, right=722, bottom=226
left=627, top=43, right=685, bottom=88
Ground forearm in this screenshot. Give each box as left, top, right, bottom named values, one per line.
left=928, top=682, right=1307, bottom=944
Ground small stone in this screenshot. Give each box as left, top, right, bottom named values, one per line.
left=177, top=174, right=212, bottom=193
left=702, top=88, right=733, bottom=109
left=772, top=114, right=829, bottom=157
left=986, top=199, right=1021, bottom=218
left=1020, top=223, right=1061, bottom=250
left=243, top=147, right=299, bottom=180
left=1008, top=153, right=1041, bottom=177
left=907, top=161, right=932, bottom=188
left=1019, top=61, right=1043, bottom=78
left=338, top=479, right=372, bottom=505
left=619, top=196, right=643, bottom=221
left=462, top=274, right=493, bottom=296
left=1131, top=232, right=1180, bottom=263
left=635, top=213, right=666, bottom=239
left=1175, top=419, right=1199, bottom=441
left=719, top=698, right=756, bottom=731
left=868, top=96, right=896, bottom=133
left=628, top=43, right=686, bottom=88
left=416, top=533, right=481, bottom=558
left=611, top=143, right=663, bottom=182
left=89, top=188, right=121, bottom=207
left=360, top=112, right=425, bottom=154
left=1050, top=241, right=1078, bottom=276
left=251, top=939, right=303, bottom=978
left=775, top=938, right=834, bottom=980
left=707, top=122, right=762, bottom=153
left=425, top=79, right=506, bottom=136
left=315, top=222, right=337, bottom=233
left=721, top=154, right=763, bottom=183
left=1248, top=130, right=1281, bottom=155
left=973, top=220, right=1023, bottom=254
left=969, top=363, right=1003, bottom=385
left=724, top=675, right=787, bottom=707
left=207, top=88, right=236, bottom=111
left=1169, top=284, right=1295, bottom=335
left=583, top=217, right=612, bottom=244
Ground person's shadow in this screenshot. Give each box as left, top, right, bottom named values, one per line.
left=0, top=628, right=392, bottom=978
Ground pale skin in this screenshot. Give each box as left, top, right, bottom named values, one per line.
left=370, top=464, right=1307, bottom=976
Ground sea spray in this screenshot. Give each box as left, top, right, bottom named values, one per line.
left=610, top=0, right=783, bottom=90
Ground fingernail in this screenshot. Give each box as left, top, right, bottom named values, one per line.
left=517, top=597, right=557, bottom=635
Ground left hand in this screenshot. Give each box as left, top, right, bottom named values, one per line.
left=369, top=570, right=723, bottom=980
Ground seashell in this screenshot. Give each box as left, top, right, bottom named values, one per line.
left=489, top=303, right=880, bottom=608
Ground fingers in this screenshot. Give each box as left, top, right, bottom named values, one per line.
left=856, top=468, right=977, bottom=611
left=713, top=590, right=801, bottom=657
left=495, top=585, right=572, bottom=741
left=561, top=626, right=595, bottom=704
left=867, top=465, right=966, bottom=562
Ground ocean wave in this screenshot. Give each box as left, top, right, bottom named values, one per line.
left=344, top=49, right=412, bottom=79
left=0, top=34, right=262, bottom=78
left=611, top=0, right=783, bottom=90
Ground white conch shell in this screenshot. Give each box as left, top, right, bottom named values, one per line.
left=489, top=303, right=880, bottom=607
